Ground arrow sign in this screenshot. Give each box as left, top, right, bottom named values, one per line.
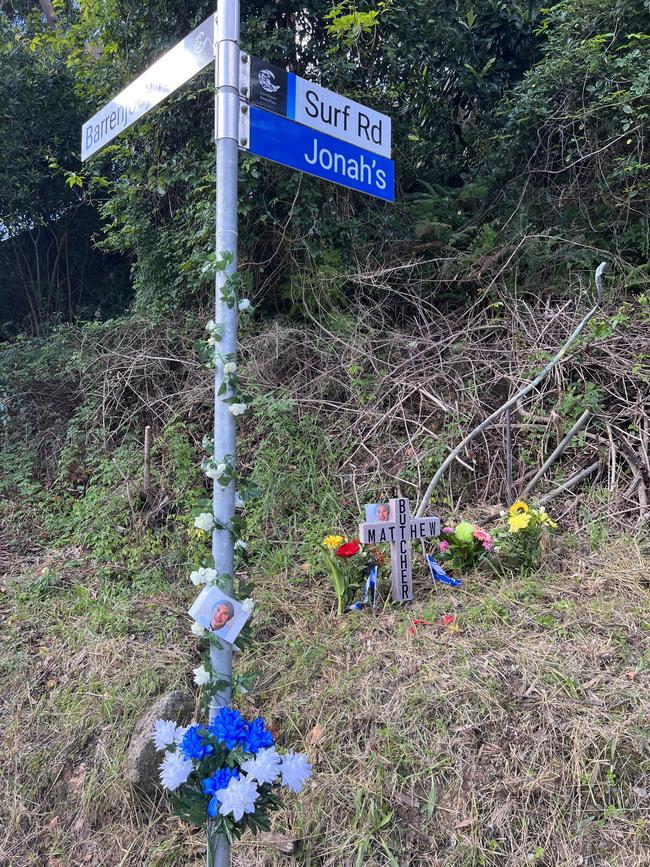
left=241, top=106, right=394, bottom=202
left=81, top=14, right=216, bottom=161
left=241, top=56, right=391, bottom=158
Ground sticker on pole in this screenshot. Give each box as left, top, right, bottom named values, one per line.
left=241, top=106, right=394, bottom=202
left=81, top=14, right=216, bottom=160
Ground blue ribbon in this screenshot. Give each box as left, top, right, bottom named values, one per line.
left=348, top=565, right=378, bottom=611
left=427, top=555, right=461, bottom=588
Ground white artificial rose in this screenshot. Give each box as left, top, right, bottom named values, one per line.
left=193, top=665, right=211, bottom=686
left=190, top=566, right=217, bottom=586
left=242, top=598, right=254, bottom=613
left=194, top=513, right=214, bottom=532
left=223, top=361, right=237, bottom=374
left=238, top=299, right=251, bottom=312
left=229, top=403, right=247, bottom=416
left=191, top=622, right=208, bottom=637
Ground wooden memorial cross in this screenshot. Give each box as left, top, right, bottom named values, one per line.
left=359, top=497, right=440, bottom=602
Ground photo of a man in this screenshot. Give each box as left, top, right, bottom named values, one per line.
left=188, top=587, right=250, bottom=645
left=376, top=504, right=390, bottom=522
left=365, top=502, right=392, bottom=522
left=210, top=600, right=235, bottom=632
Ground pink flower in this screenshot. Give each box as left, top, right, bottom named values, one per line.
left=442, top=527, right=454, bottom=535
left=473, top=527, right=493, bottom=550
left=439, top=540, right=450, bottom=552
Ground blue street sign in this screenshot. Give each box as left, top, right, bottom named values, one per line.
left=244, top=106, right=394, bottom=203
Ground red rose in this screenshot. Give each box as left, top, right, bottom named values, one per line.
left=335, top=540, right=361, bottom=558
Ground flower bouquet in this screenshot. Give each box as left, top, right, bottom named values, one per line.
left=153, top=708, right=311, bottom=849
left=436, top=521, right=493, bottom=574
left=320, top=535, right=383, bottom=614
left=495, top=500, right=557, bottom=572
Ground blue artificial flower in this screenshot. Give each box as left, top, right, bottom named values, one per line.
left=180, top=725, right=214, bottom=761
left=208, top=707, right=247, bottom=750
left=202, top=766, right=240, bottom=817
left=241, top=717, right=274, bottom=754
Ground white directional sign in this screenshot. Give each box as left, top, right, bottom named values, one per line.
left=241, top=56, right=391, bottom=158
left=81, top=14, right=216, bottom=161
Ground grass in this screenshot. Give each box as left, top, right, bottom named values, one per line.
left=1, top=536, right=648, bottom=866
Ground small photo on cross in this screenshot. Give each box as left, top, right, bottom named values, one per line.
left=365, top=503, right=391, bottom=523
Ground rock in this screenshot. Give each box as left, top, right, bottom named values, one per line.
left=125, top=690, right=194, bottom=793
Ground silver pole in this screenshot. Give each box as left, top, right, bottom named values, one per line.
left=208, top=1, right=240, bottom=866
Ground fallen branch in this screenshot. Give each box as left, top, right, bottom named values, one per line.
left=522, top=408, right=592, bottom=499
left=415, top=262, right=608, bottom=516
left=538, top=462, right=600, bottom=504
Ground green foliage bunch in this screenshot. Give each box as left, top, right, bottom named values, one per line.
left=490, top=0, right=650, bottom=263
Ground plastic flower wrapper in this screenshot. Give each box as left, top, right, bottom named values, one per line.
left=151, top=708, right=311, bottom=842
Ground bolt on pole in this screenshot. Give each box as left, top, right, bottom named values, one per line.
left=208, top=1, right=240, bottom=865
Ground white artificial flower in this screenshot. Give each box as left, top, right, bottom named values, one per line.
left=241, top=747, right=281, bottom=785
left=193, top=665, right=211, bottom=686
left=174, top=725, right=188, bottom=745
left=194, top=513, right=214, bottom=532
left=216, top=776, right=259, bottom=822
left=191, top=622, right=208, bottom=637
left=223, top=361, right=237, bottom=374
left=280, top=752, right=312, bottom=793
left=204, top=461, right=227, bottom=481
left=242, top=598, right=254, bottom=613
left=159, top=750, right=193, bottom=791
left=190, top=566, right=218, bottom=586
left=238, top=299, right=251, bottom=312
left=152, top=719, right=186, bottom=751
left=234, top=539, right=247, bottom=551
left=205, top=319, right=216, bottom=333
left=229, top=403, right=247, bottom=417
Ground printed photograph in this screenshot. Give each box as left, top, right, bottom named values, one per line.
left=364, top=502, right=391, bottom=523
left=188, top=587, right=250, bottom=645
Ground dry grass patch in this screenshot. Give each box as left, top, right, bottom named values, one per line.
left=0, top=540, right=648, bottom=866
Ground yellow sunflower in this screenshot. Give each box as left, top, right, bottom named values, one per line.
left=323, top=534, right=345, bottom=550
left=508, top=500, right=529, bottom=517
left=509, top=512, right=531, bottom=533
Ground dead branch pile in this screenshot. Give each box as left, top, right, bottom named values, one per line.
left=3, top=277, right=649, bottom=530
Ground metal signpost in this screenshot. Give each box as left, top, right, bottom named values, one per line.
left=80, top=3, right=393, bottom=864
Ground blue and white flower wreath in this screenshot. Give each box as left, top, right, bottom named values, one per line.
left=152, top=709, right=311, bottom=839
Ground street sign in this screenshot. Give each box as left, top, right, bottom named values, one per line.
left=241, top=55, right=391, bottom=158
left=240, top=106, right=394, bottom=202
left=81, top=14, right=216, bottom=161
